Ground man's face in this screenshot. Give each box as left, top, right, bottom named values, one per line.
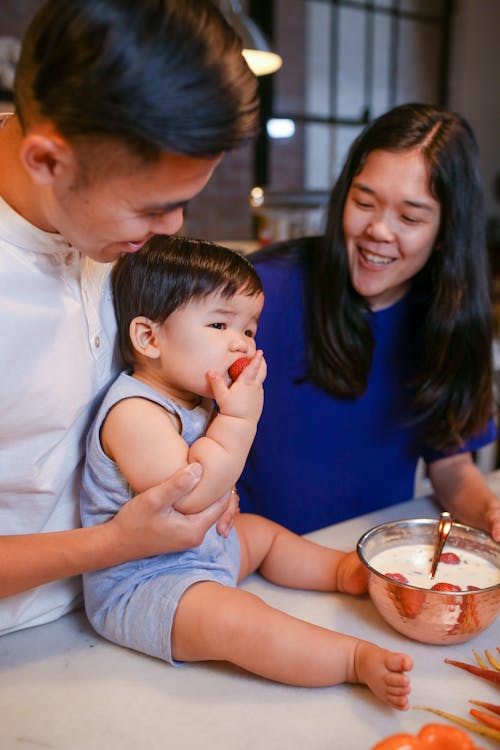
left=45, top=148, right=221, bottom=263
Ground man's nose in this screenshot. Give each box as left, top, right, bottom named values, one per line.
left=150, top=207, right=184, bottom=235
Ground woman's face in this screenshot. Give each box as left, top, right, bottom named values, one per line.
left=342, top=148, right=442, bottom=310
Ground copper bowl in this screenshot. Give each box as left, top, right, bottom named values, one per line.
left=357, top=519, right=500, bottom=645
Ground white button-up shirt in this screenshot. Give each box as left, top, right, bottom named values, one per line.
left=0, top=195, right=120, bottom=634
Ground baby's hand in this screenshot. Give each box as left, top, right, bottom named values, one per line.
left=336, top=550, right=369, bottom=595
left=207, top=350, right=267, bottom=423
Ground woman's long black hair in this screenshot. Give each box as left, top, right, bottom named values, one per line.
left=260, top=103, right=493, bottom=451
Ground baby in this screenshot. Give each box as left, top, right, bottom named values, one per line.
left=80, top=234, right=412, bottom=708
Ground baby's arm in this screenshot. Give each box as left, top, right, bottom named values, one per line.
left=101, top=352, right=266, bottom=515
left=175, top=350, right=266, bottom=514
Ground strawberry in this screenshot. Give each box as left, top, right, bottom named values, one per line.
left=385, top=572, right=409, bottom=584
left=430, top=582, right=461, bottom=592
left=228, top=357, right=251, bottom=382
left=439, top=552, right=460, bottom=564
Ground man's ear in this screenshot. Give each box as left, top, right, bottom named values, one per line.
left=129, top=316, right=161, bottom=359
left=19, top=130, right=76, bottom=186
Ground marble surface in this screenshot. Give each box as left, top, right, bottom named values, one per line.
left=1, top=488, right=500, bottom=750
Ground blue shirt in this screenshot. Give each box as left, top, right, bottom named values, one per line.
left=238, top=245, right=496, bottom=534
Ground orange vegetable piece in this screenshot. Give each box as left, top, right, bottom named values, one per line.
left=372, top=733, right=420, bottom=750
left=469, top=708, right=500, bottom=731
left=469, top=700, right=500, bottom=717
left=371, top=722, right=482, bottom=749
left=419, top=723, right=480, bottom=748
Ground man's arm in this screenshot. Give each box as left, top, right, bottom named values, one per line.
left=428, top=452, right=500, bottom=541
left=0, top=463, right=232, bottom=599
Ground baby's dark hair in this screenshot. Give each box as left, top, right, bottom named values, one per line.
left=112, top=234, right=263, bottom=366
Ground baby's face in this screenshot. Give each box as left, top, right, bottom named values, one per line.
left=153, top=289, right=264, bottom=402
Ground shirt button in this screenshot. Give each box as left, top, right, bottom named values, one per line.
left=94, top=335, right=101, bottom=348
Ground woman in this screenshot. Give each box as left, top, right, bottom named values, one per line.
left=238, top=102, right=500, bottom=540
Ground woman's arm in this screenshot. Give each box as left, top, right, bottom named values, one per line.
left=428, top=452, right=500, bottom=541
left=0, top=464, right=235, bottom=598
left=103, top=352, right=267, bottom=516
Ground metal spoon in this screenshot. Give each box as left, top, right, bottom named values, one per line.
left=428, top=511, right=453, bottom=579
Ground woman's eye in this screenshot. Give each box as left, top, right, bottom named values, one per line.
left=210, top=322, right=226, bottom=330
left=402, top=215, right=420, bottom=224
left=355, top=199, right=373, bottom=209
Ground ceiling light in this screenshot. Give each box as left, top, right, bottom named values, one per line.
left=217, top=0, right=283, bottom=76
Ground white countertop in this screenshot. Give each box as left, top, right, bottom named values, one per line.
left=1, top=483, right=500, bottom=750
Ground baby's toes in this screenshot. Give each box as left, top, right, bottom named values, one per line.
left=385, top=671, right=410, bottom=689
left=384, top=652, right=412, bottom=673
left=387, top=692, right=410, bottom=711
left=386, top=681, right=411, bottom=697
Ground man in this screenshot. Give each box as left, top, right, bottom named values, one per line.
left=0, top=0, right=259, bottom=635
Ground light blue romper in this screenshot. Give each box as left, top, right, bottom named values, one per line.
left=80, top=371, right=241, bottom=664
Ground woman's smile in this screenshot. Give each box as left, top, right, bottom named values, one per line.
left=343, top=148, right=441, bottom=310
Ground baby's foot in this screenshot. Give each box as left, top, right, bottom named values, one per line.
left=336, top=551, right=369, bottom=595
left=353, top=641, right=413, bottom=710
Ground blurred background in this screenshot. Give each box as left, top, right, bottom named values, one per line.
left=1, top=0, right=499, bottom=254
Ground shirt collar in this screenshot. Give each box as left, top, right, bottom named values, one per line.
left=0, top=194, right=73, bottom=256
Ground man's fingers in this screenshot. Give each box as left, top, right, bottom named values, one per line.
left=192, top=492, right=230, bottom=527
left=147, top=463, right=203, bottom=510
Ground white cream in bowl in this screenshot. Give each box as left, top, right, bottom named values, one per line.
left=369, top=544, right=500, bottom=590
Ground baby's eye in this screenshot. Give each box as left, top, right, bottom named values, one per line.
left=210, top=322, right=226, bottom=330
left=244, top=329, right=256, bottom=338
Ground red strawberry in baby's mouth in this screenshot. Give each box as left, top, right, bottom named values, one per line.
left=229, top=357, right=251, bottom=382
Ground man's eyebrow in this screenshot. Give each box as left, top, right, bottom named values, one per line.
left=351, top=181, right=435, bottom=211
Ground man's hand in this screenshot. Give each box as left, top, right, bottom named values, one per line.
left=216, top=487, right=240, bottom=538
left=0, top=464, right=233, bottom=599
left=109, top=463, right=231, bottom=559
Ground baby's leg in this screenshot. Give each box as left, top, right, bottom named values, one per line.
left=235, top=513, right=367, bottom=595
left=171, top=580, right=412, bottom=709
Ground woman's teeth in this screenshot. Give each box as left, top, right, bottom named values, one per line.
left=361, top=248, right=394, bottom=265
